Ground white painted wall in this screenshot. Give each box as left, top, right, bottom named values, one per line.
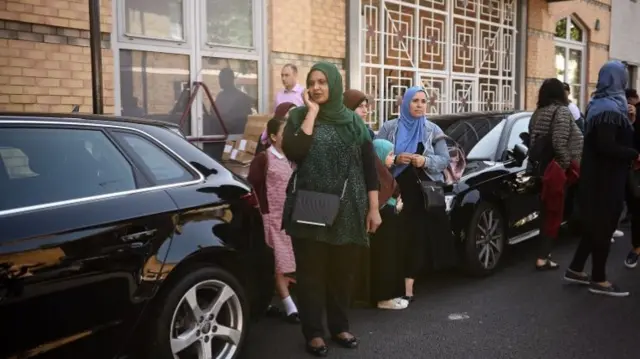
left=610, top=0, right=640, bottom=89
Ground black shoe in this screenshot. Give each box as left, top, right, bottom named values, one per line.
left=401, top=295, right=414, bottom=303
left=285, top=312, right=300, bottom=324
left=332, top=334, right=359, bottom=349
left=305, top=343, right=329, bottom=357
left=588, top=282, right=630, bottom=297
left=266, top=305, right=283, bottom=318
left=625, top=251, right=639, bottom=269
left=563, top=269, right=590, bottom=285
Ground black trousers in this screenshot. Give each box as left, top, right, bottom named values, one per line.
left=536, top=205, right=553, bottom=259
left=569, top=206, right=621, bottom=283
left=292, top=238, right=359, bottom=341
left=370, top=206, right=404, bottom=302
left=626, top=191, right=640, bottom=249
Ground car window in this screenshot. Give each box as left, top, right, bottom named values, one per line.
left=506, top=117, right=530, bottom=150
left=465, top=120, right=505, bottom=160
left=0, top=127, right=137, bottom=212
left=437, top=117, right=505, bottom=161
left=113, top=131, right=196, bottom=185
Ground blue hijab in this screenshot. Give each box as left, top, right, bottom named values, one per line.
left=586, top=61, right=629, bottom=129
left=393, top=86, right=427, bottom=177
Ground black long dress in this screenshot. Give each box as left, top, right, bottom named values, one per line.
left=396, top=143, right=458, bottom=278
left=370, top=205, right=404, bottom=303
left=569, top=111, right=638, bottom=282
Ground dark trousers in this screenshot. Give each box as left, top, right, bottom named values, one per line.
left=292, top=238, right=358, bottom=341
left=537, top=205, right=553, bottom=259
left=626, top=191, right=640, bottom=249
left=370, top=206, right=404, bottom=302
left=569, top=207, right=621, bottom=283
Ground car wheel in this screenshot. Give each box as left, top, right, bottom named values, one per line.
left=464, top=202, right=506, bottom=276
left=147, top=266, right=248, bottom=359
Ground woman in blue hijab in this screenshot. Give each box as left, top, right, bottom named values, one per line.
left=566, top=61, right=639, bottom=297
left=376, top=86, right=452, bottom=302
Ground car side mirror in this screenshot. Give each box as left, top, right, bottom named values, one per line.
left=505, top=144, right=528, bottom=168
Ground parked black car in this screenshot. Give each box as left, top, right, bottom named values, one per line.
left=0, top=113, right=273, bottom=359
left=430, top=111, right=571, bottom=276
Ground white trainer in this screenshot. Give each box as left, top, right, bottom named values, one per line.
left=613, top=230, right=624, bottom=238
left=377, top=298, right=409, bottom=310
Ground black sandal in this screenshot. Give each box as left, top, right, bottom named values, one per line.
left=535, top=259, right=559, bottom=271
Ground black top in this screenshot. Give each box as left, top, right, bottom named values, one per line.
left=282, top=122, right=378, bottom=192
left=395, top=143, right=428, bottom=210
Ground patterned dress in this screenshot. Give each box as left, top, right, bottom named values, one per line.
left=263, top=147, right=296, bottom=274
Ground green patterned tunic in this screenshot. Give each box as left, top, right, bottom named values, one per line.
left=282, top=124, right=370, bottom=247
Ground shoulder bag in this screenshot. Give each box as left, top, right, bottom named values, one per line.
left=412, top=167, right=446, bottom=210
left=289, top=151, right=356, bottom=227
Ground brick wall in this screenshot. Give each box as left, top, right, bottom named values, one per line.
left=526, top=0, right=611, bottom=110
left=0, top=0, right=114, bottom=114
left=267, top=0, right=347, bottom=112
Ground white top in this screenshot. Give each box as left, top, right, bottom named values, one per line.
left=568, top=102, right=582, bottom=121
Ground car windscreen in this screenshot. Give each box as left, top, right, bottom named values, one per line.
left=434, top=117, right=505, bottom=161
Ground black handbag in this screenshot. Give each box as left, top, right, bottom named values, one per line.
left=289, top=155, right=353, bottom=227
left=413, top=168, right=446, bottom=210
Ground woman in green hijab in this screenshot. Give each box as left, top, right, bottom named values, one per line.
left=282, top=62, right=381, bottom=357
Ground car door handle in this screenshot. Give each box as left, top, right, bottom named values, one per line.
left=120, top=229, right=157, bottom=243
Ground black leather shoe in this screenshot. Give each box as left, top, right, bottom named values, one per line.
left=332, top=335, right=359, bottom=349
left=285, top=312, right=300, bottom=324
left=305, top=343, right=329, bottom=357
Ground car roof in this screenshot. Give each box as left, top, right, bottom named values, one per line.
left=0, top=112, right=180, bottom=130
left=428, top=111, right=518, bottom=123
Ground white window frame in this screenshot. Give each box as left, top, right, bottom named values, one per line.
left=112, top=0, right=268, bottom=142
left=117, top=0, right=191, bottom=48
left=554, top=16, right=587, bottom=111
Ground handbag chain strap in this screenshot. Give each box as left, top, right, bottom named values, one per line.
left=291, top=146, right=358, bottom=199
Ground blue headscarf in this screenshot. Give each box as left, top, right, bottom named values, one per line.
left=373, top=139, right=397, bottom=208
left=393, top=86, right=427, bottom=177
left=585, top=61, right=629, bottom=129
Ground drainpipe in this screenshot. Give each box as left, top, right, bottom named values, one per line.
left=89, top=0, right=104, bottom=114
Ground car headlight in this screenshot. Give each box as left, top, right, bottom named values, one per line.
left=444, top=195, right=455, bottom=212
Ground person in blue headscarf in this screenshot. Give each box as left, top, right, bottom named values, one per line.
left=565, top=61, right=639, bottom=297
left=376, top=86, right=452, bottom=302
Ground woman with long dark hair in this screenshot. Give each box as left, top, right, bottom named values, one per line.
left=527, top=78, right=583, bottom=270
left=565, top=61, right=639, bottom=297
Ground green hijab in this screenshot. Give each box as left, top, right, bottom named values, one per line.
left=287, top=62, right=371, bottom=145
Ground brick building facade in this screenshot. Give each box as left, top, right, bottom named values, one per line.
left=0, top=0, right=615, bottom=138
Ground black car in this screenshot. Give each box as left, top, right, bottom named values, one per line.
left=430, top=111, right=565, bottom=276
left=0, top=113, right=273, bottom=359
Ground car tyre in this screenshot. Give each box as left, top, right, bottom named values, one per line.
left=463, top=202, right=505, bottom=277
left=146, top=266, right=248, bottom=359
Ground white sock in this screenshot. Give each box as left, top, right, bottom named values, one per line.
left=282, top=296, right=298, bottom=315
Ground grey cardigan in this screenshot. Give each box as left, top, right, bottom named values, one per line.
left=376, top=119, right=450, bottom=182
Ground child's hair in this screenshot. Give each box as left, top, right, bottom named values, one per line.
left=264, top=117, right=285, bottom=147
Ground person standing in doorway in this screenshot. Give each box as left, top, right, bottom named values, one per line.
left=275, top=64, right=305, bottom=109
left=565, top=61, right=639, bottom=297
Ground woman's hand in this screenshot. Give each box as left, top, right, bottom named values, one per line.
left=303, top=89, right=320, bottom=114
left=411, top=155, right=426, bottom=168
left=629, top=104, right=637, bottom=123
left=366, top=207, right=382, bottom=234
left=396, top=197, right=403, bottom=212
left=395, top=153, right=413, bottom=165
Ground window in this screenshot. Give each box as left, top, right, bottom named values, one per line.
left=205, top=0, right=254, bottom=48
left=555, top=17, right=586, bottom=110
left=123, top=0, right=185, bottom=41
left=506, top=118, right=530, bottom=150
left=114, top=132, right=195, bottom=185
left=119, top=50, right=191, bottom=135
left=437, top=116, right=505, bottom=159
left=202, top=57, right=259, bottom=136
left=0, top=127, right=136, bottom=212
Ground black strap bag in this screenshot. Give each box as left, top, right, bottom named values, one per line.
left=413, top=168, right=446, bottom=210
left=289, top=154, right=354, bottom=227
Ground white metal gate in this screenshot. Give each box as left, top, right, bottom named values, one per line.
left=355, top=0, right=517, bottom=129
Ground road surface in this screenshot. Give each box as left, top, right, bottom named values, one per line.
left=240, top=228, right=640, bottom=359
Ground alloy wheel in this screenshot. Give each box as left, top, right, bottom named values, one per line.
left=169, top=280, right=243, bottom=359
left=475, top=209, right=504, bottom=270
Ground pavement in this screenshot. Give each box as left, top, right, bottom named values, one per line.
left=239, top=228, right=640, bottom=359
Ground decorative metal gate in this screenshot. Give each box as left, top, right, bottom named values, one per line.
left=358, top=0, right=517, bottom=128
